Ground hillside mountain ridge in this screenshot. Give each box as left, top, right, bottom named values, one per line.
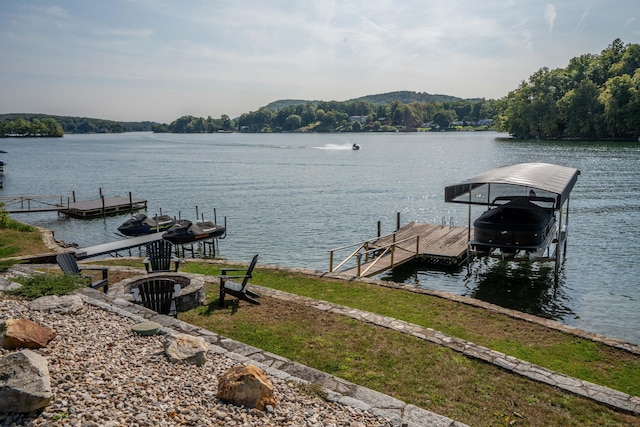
left=262, top=90, right=485, bottom=110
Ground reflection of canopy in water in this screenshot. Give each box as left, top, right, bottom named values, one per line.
left=444, top=162, right=580, bottom=210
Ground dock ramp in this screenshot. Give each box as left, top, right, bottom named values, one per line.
left=330, top=222, right=471, bottom=278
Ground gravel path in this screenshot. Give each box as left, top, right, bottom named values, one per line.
left=0, top=297, right=393, bottom=427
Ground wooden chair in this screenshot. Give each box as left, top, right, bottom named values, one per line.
left=56, top=252, right=109, bottom=292
left=143, top=240, right=180, bottom=273
left=131, top=278, right=181, bottom=317
left=218, top=254, right=260, bottom=307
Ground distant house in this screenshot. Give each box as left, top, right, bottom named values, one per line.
left=349, top=115, right=367, bottom=124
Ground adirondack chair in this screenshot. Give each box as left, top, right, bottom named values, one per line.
left=131, top=278, right=181, bottom=317
left=56, top=252, right=109, bottom=292
left=218, top=254, right=260, bottom=307
left=143, top=239, right=180, bottom=273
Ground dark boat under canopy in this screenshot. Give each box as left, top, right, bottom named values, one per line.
left=444, top=163, right=580, bottom=267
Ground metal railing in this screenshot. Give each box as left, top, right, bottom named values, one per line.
left=329, top=233, right=420, bottom=277
left=0, top=195, right=66, bottom=212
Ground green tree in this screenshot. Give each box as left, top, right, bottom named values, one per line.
left=42, top=118, right=64, bottom=137
left=220, top=114, right=232, bottom=131
left=283, top=114, right=302, bottom=131
left=599, top=74, right=637, bottom=138
left=389, top=100, right=404, bottom=126
left=433, top=110, right=457, bottom=130
left=557, top=79, right=604, bottom=138
left=11, top=118, right=31, bottom=135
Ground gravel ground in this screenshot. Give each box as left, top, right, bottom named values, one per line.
left=0, top=297, right=393, bottom=427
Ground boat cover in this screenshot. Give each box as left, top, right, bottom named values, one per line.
left=444, top=162, right=579, bottom=210
left=473, top=198, right=554, bottom=230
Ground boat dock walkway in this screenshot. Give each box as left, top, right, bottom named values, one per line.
left=1, top=193, right=146, bottom=218
left=330, top=222, right=472, bottom=278
left=75, top=233, right=164, bottom=260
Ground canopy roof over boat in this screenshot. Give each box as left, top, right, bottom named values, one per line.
left=444, top=162, right=580, bottom=210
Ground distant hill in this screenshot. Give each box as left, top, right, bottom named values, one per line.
left=347, top=91, right=474, bottom=105
left=262, top=91, right=482, bottom=111
left=262, top=99, right=319, bottom=110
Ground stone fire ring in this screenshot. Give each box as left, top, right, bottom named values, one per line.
left=109, top=272, right=206, bottom=313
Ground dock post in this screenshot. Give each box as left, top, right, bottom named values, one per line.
left=72, top=191, right=76, bottom=203
left=329, top=251, right=334, bottom=272
left=390, top=233, right=396, bottom=266
left=129, top=192, right=133, bottom=210
left=396, top=212, right=400, bottom=231
left=377, top=221, right=381, bottom=237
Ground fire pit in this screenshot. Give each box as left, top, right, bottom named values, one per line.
left=109, top=272, right=206, bottom=312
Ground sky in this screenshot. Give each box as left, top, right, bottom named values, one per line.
left=1, top=0, right=639, bottom=123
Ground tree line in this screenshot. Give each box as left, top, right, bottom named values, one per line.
left=496, top=39, right=640, bottom=140
left=0, top=114, right=155, bottom=137
left=0, top=117, right=64, bottom=138
left=153, top=97, right=500, bottom=134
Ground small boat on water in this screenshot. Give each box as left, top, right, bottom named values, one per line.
left=117, top=214, right=176, bottom=236
left=471, top=196, right=556, bottom=255
left=352, top=143, right=360, bottom=150
left=162, top=220, right=226, bottom=244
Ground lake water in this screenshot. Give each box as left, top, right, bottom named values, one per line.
left=2, top=131, right=639, bottom=345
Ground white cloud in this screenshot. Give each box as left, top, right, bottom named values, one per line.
left=545, top=3, right=557, bottom=32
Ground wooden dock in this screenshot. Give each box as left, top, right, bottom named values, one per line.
left=61, top=196, right=147, bottom=218
left=75, top=232, right=163, bottom=259
left=2, top=193, right=146, bottom=218
left=332, top=222, right=473, bottom=278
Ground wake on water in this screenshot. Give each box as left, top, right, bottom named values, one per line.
left=314, top=143, right=356, bottom=150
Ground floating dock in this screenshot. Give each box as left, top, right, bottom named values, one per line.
left=329, top=222, right=472, bottom=278
left=61, top=196, right=147, bottom=219
left=2, top=192, right=146, bottom=219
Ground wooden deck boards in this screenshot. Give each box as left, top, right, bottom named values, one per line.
left=62, top=196, right=147, bottom=218
left=339, top=222, right=472, bottom=278
left=4, top=194, right=146, bottom=218
left=75, top=232, right=163, bottom=259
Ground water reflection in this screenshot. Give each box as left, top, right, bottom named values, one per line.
left=379, top=258, right=575, bottom=322
left=464, top=258, right=575, bottom=321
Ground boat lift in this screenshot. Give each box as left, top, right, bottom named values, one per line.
left=444, top=162, right=580, bottom=281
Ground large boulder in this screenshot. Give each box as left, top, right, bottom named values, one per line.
left=216, top=365, right=276, bottom=411
left=28, top=294, right=84, bottom=315
left=163, top=333, right=208, bottom=366
left=0, top=349, right=52, bottom=413
left=0, top=319, right=56, bottom=350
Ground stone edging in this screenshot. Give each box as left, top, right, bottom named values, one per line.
left=78, top=287, right=467, bottom=427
